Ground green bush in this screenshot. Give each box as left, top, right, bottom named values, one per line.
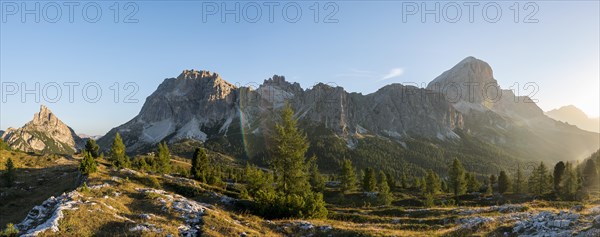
left=1, top=223, right=18, bottom=237
left=254, top=190, right=327, bottom=219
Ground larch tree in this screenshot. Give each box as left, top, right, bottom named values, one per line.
left=191, top=147, right=209, bottom=182
left=340, top=159, right=357, bottom=193
left=448, top=158, right=467, bottom=201
left=269, top=104, right=310, bottom=196
left=363, top=167, right=377, bottom=192
left=109, top=133, right=130, bottom=169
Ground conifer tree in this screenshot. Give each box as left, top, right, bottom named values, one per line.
left=513, top=165, right=526, bottom=194
left=401, top=173, right=409, bottom=189
left=582, top=159, right=599, bottom=191
left=363, top=168, right=377, bottom=192
left=528, top=162, right=552, bottom=196
left=155, top=142, right=171, bottom=174
left=340, top=159, right=357, bottom=193
left=109, top=133, right=130, bottom=169
left=79, top=151, right=97, bottom=175
left=560, top=162, right=578, bottom=200
left=425, top=169, right=441, bottom=195
left=269, top=104, right=310, bottom=196
left=448, top=158, right=467, bottom=201
left=553, top=161, right=566, bottom=194
left=498, top=171, right=511, bottom=194
left=466, top=172, right=481, bottom=193
left=3, top=158, right=16, bottom=187
left=84, top=139, right=100, bottom=158
left=191, top=147, right=209, bottom=182
left=489, top=174, right=497, bottom=192
left=263, top=104, right=327, bottom=219
left=378, top=171, right=392, bottom=205
left=308, top=156, right=325, bottom=193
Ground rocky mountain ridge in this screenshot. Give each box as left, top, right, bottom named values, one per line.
left=97, top=57, right=599, bottom=163
left=1, top=105, right=83, bottom=154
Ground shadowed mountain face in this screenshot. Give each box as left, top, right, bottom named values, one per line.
left=546, top=105, right=600, bottom=133
left=1, top=105, right=83, bottom=154
left=98, top=57, right=599, bottom=165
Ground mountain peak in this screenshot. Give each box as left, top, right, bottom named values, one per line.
left=33, top=105, right=57, bottom=125
left=177, top=69, right=220, bottom=80
left=426, top=56, right=497, bottom=106
left=1, top=105, right=82, bottom=154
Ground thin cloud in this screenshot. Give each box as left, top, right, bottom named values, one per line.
left=380, top=68, right=405, bottom=81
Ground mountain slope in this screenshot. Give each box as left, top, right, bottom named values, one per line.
left=427, top=56, right=599, bottom=162
left=546, top=105, right=600, bottom=133
left=1, top=105, right=83, bottom=154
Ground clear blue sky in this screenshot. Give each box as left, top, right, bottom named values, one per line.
left=1, top=1, right=598, bottom=135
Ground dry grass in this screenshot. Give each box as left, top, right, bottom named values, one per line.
left=0, top=150, right=80, bottom=227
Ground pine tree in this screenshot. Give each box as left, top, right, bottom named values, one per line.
left=486, top=182, right=493, bottom=196
left=560, top=162, right=578, bottom=200
left=401, top=173, right=409, bottom=189
left=448, top=158, right=467, bottom=201
left=269, top=104, right=310, bottom=196
left=378, top=171, right=392, bottom=205
left=363, top=168, right=377, bottom=192
left=84, top=139, right=100, bottom=158
left=155, top=142, right=171, bottom=174
left=553, top=161, right=566, bottom=194
left=3, top=158, right=16, bottom=187
left=109, top=133, right=130, bottom=169
left=191, top=147, right=209, bottom=182
left=466, top=172, right=481, bottom=193
left=498, top=171, right=511, bottom=194
left=79, top=151, right=97, bottom=175
left=528, top=162, right=552, bottom=196
left=386, top=172, right=396, bottom=190
left=489, top=174, right=497, bottom=192
left=340, top=159, right=357, bottom=193
left=308, top=156, right=325, bottom=193
left=425, top=169, right=441, bottom=195
left=582, top=159, right=599, bottom=191
left=513, top=165, right=526, bottom=194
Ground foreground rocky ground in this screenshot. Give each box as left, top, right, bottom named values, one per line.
left=9, top=167, right=600, bottom=236
left=3, top=152, right=600, bottom=236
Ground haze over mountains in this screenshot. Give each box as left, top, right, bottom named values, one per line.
left=546, top=105, right=600, bottom=133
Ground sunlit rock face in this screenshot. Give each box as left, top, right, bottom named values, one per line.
left=1, top=105, right=83, bottom=154
left=98, top=70, right=463, bottom=153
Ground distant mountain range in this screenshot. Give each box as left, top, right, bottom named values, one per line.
left=546, top=105, right=599, bottom=133
left=3, top=57, right=598, bottom=176
left=78, top=134, right=104, bottom=141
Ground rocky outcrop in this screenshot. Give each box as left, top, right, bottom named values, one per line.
left=1, top=105, right=83, bottom=154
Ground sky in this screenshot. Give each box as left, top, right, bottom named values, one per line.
left=1, top=1, right=599, bottom=135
